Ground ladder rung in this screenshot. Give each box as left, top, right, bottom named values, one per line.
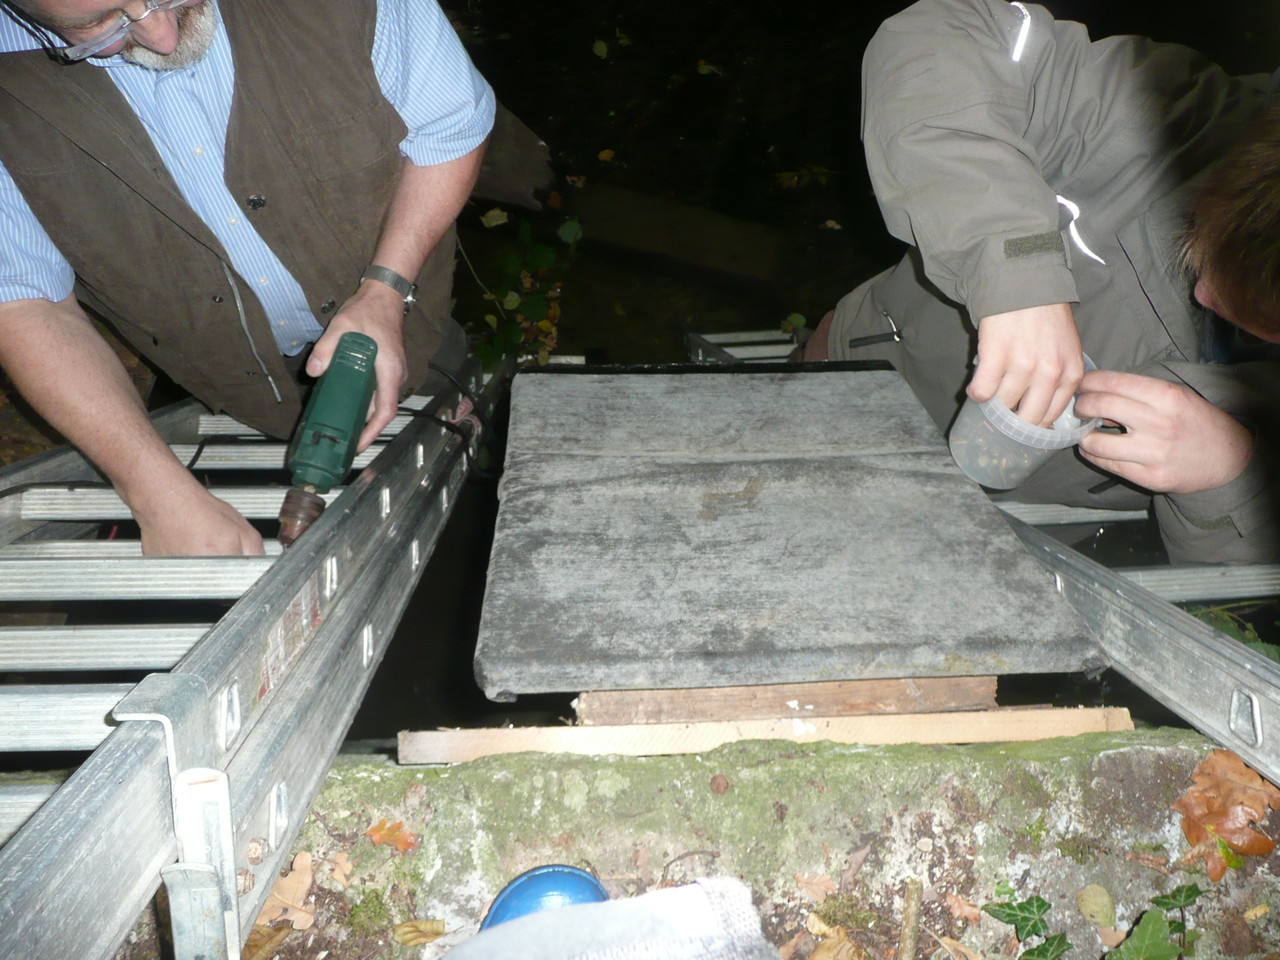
left=723, top=343, right=794, bottom=360
left=0, top=540, right=283, bottom=558
left=0, top=684, right=132, bottom=751
left=0, top=784, right=59, bottom=847
left=197, top=395, right=433, bottom=437
left=0, top=624, right=210, bottom=670
left=699, top=330, right=791, bottom=345
left=1118, top=564, right=1280, bottom=603
left=0, top=557, right=274, bottom=600
left=17, top=487, right=340, bottom=521
left=999, top=502, right=1150, bottom=525
left=167, top=442, right=386, bottom=470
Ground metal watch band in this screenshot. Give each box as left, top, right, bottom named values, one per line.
left=360, top=265, right=418, bottom=312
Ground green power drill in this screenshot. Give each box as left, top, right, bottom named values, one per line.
left=277, top=331, right=379, bottom=547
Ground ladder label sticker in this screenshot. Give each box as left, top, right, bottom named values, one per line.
left=258, top=576, right=324, bottom=702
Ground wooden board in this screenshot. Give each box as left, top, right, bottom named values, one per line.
left=398, top=707, right=1133, bottom=763
left=574, top=676, right=998, bottom=725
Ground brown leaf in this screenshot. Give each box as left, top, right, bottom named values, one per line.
left=795, top=873, right=838, bottom=901
left=710, top=774, right=730, bottom=795
left=930, top=933, right=984, bottom=960
left=946, top=893, right=982, bottom=925
left=393, top=919, right=447, bottom=945
left=365, top=818, right=419, bottom=852
left=839, top=844, right=872, bottom=892
left=327, top=851, right=354, bottom=889
left=241, top=924, right=291, bottom=960
left=254, top=851, right=315, bottom=931
left=1097, top=927, right=1128, bottom=948
left=1123, top=850, right=1171, bottom=873
left=1173, top=750, right=1280, bottom=869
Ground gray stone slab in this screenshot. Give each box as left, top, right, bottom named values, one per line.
left=475, top=370, right=1097, bottom=698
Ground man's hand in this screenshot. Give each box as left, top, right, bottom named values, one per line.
left=132, top=479, right=265, bottom=556
left=969, top=303, right=1083, bottom=427
left=1074, top=370, right=1253, bottom=494
left=306, top=280, right=408, bottom=452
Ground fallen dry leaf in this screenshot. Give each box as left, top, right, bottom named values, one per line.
left=365, top=819, right=420, bottom=853
left=946, top=892, right=982, bottom=925
left=1123, top=850, right=1171, bottom=873
left=393, top=919, right=447, bottom=945
left=839, top=844, right=872, bottom=892
left=1245, top=903, right=1270, bottom=922
left=254, top=851, right=315, bottom=930
left=929, top=932, right=984, bottom=960
left=710, top=774, right=730, bottom=795
left=597, top=149, right=616, bottom=162
left=479, top=207, right=508, bottom=228
left=778, top=929, right=808, bottom=960
left=1097, top=926, right=1128, bottom=947
left=808, top=923, right=867, bottom=960
left=327, top=851, right=354, bottom=889
left=1172, top=750, right=1280, bottom=880
left=241, top=923, right=291, bottom=960
left=795, top=873, right=838, bottom=901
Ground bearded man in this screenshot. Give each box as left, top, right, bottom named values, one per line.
left=803, top=0, right=1280, bottom=563
left=0, top=0, right=495, bottom=554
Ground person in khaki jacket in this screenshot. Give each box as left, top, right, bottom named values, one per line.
left=803, top=0, right=1280, bottom=563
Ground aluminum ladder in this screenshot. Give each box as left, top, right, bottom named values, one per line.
left=0, top=360, right=504, bottom=960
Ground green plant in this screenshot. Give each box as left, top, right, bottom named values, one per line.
left=981, top=892, right=1072, bottom=960
left=461, top=211, right=581, bottom=370
left=1105, top=884, right=1204, bottom=960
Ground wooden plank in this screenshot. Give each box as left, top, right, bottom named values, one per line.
left=574, top=676, right=999, bottom=725
left=398, top=707, right=1133, bottom=763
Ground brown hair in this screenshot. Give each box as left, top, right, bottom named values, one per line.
left=1186, top=101, right=1280, bottom=338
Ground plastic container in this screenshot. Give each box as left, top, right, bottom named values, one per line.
left=480, top=864, right=609, bottom=930
left=948, top=355, right=1100, bottom=490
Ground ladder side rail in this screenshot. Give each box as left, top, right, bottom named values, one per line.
left=685, top=332, right=741, bottom=364
left=175, top=362, right=489, bottom=767
left=227, top=441, right=468, bottom=937
left=1009, top=516, right=1280, bottom=782
left=0, top=723, right=175, bottom=960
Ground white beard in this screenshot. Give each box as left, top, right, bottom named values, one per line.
left=121, top=1, right=215, bottom=70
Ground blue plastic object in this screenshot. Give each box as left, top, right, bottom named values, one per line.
left=480, top=864, right=609, bottom=930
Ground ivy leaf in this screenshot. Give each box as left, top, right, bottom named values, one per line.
left=1108, top=910, right=1179, bottom=960
left=557, top=219, right=584, bottom=245
left=1150, top=884, right=1203, bottom=910
left=1183, top=929, right=1202, bottom=955
left=995, top=881, right=1017, bottom=900
left=1021, top=933, right=1071, bottom=960
left=520, top=294, right=548, bottom=323
left=527, top=244, right=557, bottom=270
left=592, top=39, right=608, bottom=59
left=981, top=897, right=1050, bottom=941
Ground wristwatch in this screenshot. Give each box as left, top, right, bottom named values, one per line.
left=360, top=265, right=417, bottom=313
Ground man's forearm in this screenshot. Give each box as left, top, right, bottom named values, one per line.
left=0, top=295, right=193, bottom=503
left=0, top=295, right=264, bottom=555
left=371, top=142, right=488, bottom=281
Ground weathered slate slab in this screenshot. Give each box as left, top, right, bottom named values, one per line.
left=475, top=370, right=1097, bottom=699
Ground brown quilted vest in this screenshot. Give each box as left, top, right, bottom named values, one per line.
left=0, top=0, right=465, bottom=438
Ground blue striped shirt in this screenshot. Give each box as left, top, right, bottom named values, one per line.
left=0, top=0, right=494, bottom=353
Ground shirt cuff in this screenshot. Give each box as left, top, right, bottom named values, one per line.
left=962, top=255, right=1079, bottom=322
left=1164, top=443, right=1275, bottom=539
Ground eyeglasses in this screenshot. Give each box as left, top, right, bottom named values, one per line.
left=61, top=0, right=201, bottom=61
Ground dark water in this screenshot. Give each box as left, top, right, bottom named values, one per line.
left=347, top=0, right=1278, bottom=738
